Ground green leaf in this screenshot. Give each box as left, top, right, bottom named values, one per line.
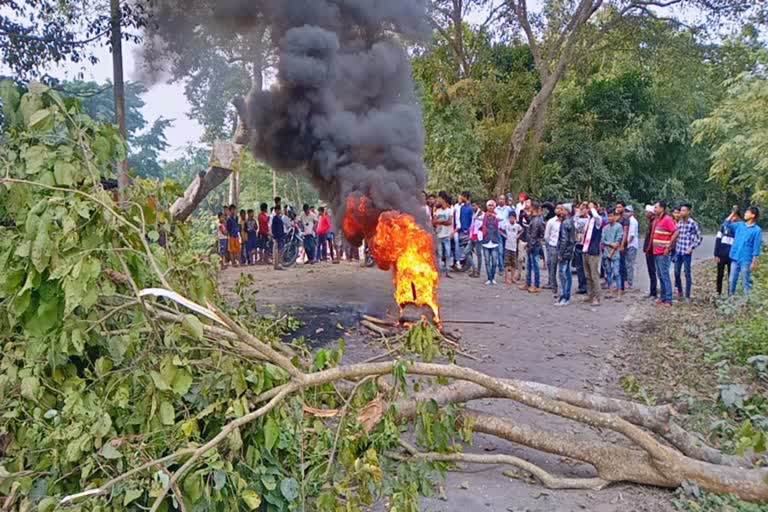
left=37, top=497, right=57, bottom=512
left=150, top=371, right=172, bottom=392
left=172, top=368, right=193, bottom=396
left=53, top=161, right=75, bottom=186
left=100, top=441, right=123, bottom=460
left=148, top=230, right=160, bottom=242
left=159, top=401, right=175, bottom=426
left=20, top=376, right=40, bottom=401
left=123, top=488, right=142, bottom=506
left=24, top=145, right=49, bottom=175
left=29, top=109, right=52, bottom=130
left=31, top=222, right=51, bottom=273
left=264, top=416, right=279, bottom=452
left=181, top=314, right=204, bottom=341
left=27, top=82, right=50, bottom=94
left=280, top=478, right=300, bottom=502
left=242, top=490, right=262, bottom=510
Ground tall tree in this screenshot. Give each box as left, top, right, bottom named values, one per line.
left=59, top=80, right=172, bottom=179
left=139, top=1, right=273, bottom=213
left=491, top=0, right=768, bottom=194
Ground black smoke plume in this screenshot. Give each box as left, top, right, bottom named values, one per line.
left=141, top=0, right=431, bottom=232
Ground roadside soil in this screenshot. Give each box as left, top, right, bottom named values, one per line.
left=219, top=239, right=714, bottom=512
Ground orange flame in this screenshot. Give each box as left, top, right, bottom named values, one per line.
left=343, top=195, right=440, bottom=324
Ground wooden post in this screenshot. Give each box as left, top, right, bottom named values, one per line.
left=111, top=0, right=129, bottom=202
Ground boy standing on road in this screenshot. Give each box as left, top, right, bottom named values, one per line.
left=544, top=205, right=562, bottom=295
left=725, top=206, right=762, bottom=296
left=257, top=203, right=270, bottom=265
left=556, top=204, right=575, bottom=306
left=602, top=208, right=624, bottom=302
left=434, top=195, right=454, bottom=278
left=625, top=205, right=640, bottom=290
left=652, top=201, right=679, bottom=306
left=271, top=204, right=285, bottom=270
left=674, top=203, right=703, bottom=302
left=581, top=202, right=604, bottom=306
left=501, top=211, right=522, bottom=285
left=714, top=208, right=738, bottom=295
left=226, top=205, right=241, bottom=267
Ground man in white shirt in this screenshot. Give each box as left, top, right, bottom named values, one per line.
left=625, top=205, right=640, bottom=289
left=544, top=204, right=562, bottom=294
left=495, top=194, right=512, bottom=273
left=299, top=204, right=319, bottom=264
left=433, top=195, right=454, bottom=278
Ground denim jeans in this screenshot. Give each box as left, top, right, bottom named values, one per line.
left=625, top=247, right=638, bottom=288
left=655, top=254, right=673, bottom=303
left=317, top=233, right=328, bottom=260
left=527, top=245, right=542, bottom=287
left=674, top=253, right=693, bottom=298
left=497, top=238, right=506, bottom=271
left=438, top=237, right=453, bottom=272
left=646, top=252, right=657, bottom=297
left=573, top=247, right=587, bottom=292
left=484, top=246, right=498, bottom=281
left=303, top=234, right=316, bottom=263
left=605, top=257, right=621, bottom=289
left=729, top=260, right=753, bottom=296
left=469, top=240, right=483, bottom=273
left=619, top=250, right=627, bottom=290
left=547, top=245, right=559, bottom=291
left=558, top=258, right=572, bottom=301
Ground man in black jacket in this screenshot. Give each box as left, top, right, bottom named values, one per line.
left=523, top=202, right=546, bottom=293
left=556, top=204, right=576, bottom=306
left=714, top=208, right=739, bottom=295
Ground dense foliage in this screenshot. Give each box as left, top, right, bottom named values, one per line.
left=0, top=82, right=461, bottom=512
left=414, top=22, right=766, bottom=225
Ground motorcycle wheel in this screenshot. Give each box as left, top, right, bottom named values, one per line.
left=282, top=242, right=299, bottom=268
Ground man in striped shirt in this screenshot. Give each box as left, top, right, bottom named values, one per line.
left=674, top=203, right=703, bottom=302
left=652, top=201, right=679, bottom=306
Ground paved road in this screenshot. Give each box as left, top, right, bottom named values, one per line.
left=222, top=236, right=718, bottom=512
left=633, top=236, right=715, bottom=293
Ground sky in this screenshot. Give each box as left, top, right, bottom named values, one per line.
left=48, top=42, right=205, bottom=160
left=9, top=0, right=717, bottom=161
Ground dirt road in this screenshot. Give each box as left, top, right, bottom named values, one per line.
left=221, top=239, right=715, bottom=512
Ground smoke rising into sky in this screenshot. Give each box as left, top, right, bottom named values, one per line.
left=142, top=0, right=432, bottom=226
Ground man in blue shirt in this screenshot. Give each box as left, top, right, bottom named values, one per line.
left=724, top=206, right=762, bottom=296
left=457, top=191, right=473, bottom=270
left=271, top=204, right=286, bottom=271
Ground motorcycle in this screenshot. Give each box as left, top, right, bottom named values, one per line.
left=280, top=221, right=304, bottom=268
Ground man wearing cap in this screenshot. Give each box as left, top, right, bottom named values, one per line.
left=643, top=205, right=658, bottom=298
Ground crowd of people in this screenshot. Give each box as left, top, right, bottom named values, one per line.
left=216, top=197, right=344, bottom=270
left=425, top=191, right=763, bottom=306
left=215, top=191, right=762, bottom=305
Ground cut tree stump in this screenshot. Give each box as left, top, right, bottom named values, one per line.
left=170, top=140, right=245, bottom=222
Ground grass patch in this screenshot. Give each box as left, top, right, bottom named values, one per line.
left=619, top=256, right=768, bottom=509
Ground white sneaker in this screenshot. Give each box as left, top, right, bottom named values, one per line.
left=492, top=280, right=498, bottom=285
left=561, top=300, right=570, bottom=306
left=484, top=280, right=492, bottom=285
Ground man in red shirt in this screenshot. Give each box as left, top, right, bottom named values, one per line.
left=257, top=202, right=271, bottom=264
left=317, top=207, right=333, bottom=261
left=651, top=201, right=679, bottom=305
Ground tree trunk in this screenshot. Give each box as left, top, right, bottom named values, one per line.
left=494, top=57, right=565, bottom=195
left=111, top=0, right=129, bottom=202
left=170, top=141, right=244, bottom=222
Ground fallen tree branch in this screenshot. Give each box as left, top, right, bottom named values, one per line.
left=389, top=439, right=609, bottom=491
